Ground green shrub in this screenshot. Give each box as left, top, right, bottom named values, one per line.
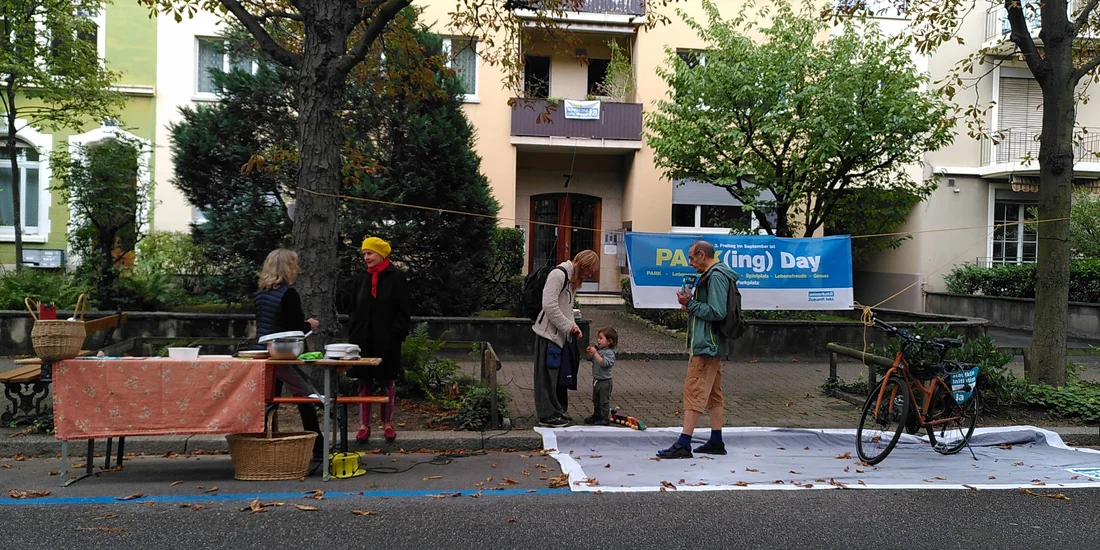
left=620, top=277, right=688, bottom=330
left=400, top=323, right=460, bottom=401
left=445, top=383, right=511, bottom=430
left=0, top=269, right=91, bottom=311
left=943, top=259, right=1100, bottom=303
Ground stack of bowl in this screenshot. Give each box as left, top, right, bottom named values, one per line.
left=258, top=331, right=306, bottom=359
left=324, top=343, right=361, bottom=360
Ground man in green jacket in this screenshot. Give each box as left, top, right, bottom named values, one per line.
left=657, top=240, right=738, bottom=459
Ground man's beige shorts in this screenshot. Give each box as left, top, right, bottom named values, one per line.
left=683, top=354, right=724, bottom=413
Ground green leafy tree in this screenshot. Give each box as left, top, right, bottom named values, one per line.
left=1069, top=189, right=1100, bottom=259
left=339, top=31, right=500, bottom=317
left=142, top=0, right=672, bottom=342
left=646, top=0, right=953, bottom=237
left=169, top=65, right=296, bottom=304
left=51, top=135, right=148, bottom=308
left=829, top=0, right=1100, bottom=385
left=0, top=0, right=123, bottom=269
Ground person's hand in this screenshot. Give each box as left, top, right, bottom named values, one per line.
left=307, top=318, right=320, bottom=330
left=676, top=289, right=692, bottom=307
left=570, top=325, right=582, bottom=338
left=586, top=346, right=596, bottom=359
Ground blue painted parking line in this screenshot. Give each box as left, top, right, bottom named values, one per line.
left=0, top=488, right=572, bottom=506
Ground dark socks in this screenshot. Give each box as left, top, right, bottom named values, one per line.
left=710, top=429, right=723, bottom=444
left=676, top=433, right=693, bottom=448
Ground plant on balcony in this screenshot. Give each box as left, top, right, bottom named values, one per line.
left=594, top=40, right=636, bottom=103
left=646, top=0, right=952, bottom=238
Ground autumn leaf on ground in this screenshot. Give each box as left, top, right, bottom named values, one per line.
left=115, top=493, right=144, bottom=501
left=963, top=484, right=979, bottom=491
left=660, top=481, right=677, bottom=490
left=522, top=470, right=531, bottom=476
left=423, top=476, right=443, bottom=480
left=248, top=499, right=266, bottom=513
left=547, top=474, right=569, bottom=488
left=773, top=480, right=784, bottom=484
left=815, top=478, right=826, bottom=483
left=858, top=480, right=866, bottom=486
left=835, top=452, right=851, bottom=460
left=304, top=490, right=324, bottom=500
left=507, top=518, right=518, bottom=523
left=844, top=466, right=850, bottom=472
left=202, top=486, right=219, bottom=493
left=470, top=491, right=482, bottom=499
left=352, top=509, right=378, bottom=515
left=95, top=514, right=119, bottom=520
left=745, top=467, right=759, bottom=472
left=789, top=470, right=801, bottom=474
left=519, top=454, right=531, bottom=458
left=295, top=504, right=319, bottom=511
left=0, top=465, right=10, bottom=469
left=501, top=478, right=519, bottom=485
left=13, top=452, right=25, bottom=461
left=803, top=484, right=814, bottom=488
left=855, top=469, right=865, bottom=474
left=77, top=527, right=124, bottom=533
left=1018, top=488, right=1070, bottom=500
left=169, top=481, right=182, bottom=487
left=533, top=463, right=547, bottom=468
left=733, top=481, right=750, bottom=487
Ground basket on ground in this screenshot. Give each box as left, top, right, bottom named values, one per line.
left=25, top=294, right=87, bottom=362
left=226, top=411, right=317, bottom=481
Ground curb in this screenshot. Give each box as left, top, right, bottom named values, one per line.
left=825, top=388, right=1100, bottom=447
left=0, top=430, right=546, bottom=458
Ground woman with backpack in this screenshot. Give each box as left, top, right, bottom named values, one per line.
left=532, top=249, right=600, bottom=427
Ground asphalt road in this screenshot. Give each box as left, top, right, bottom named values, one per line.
left=2, top=452, right=1099, bottom=549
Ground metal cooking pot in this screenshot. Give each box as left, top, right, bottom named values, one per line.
left=266, top=337, right=305, bottom=360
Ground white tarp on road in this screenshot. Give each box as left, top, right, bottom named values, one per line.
left=534, top=426, right=1100, bottom=492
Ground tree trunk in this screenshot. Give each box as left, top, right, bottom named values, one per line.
left=1031, top=30, right=1073, bottom=387
left=291, top=5, right=351, bottom=351
left=5, top=81, right=23, bottom=271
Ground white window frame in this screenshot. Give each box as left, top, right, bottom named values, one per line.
left=194, top=37, right=257, bottom=101
left=442, top=37, right=479, bottom=103
left=670, top=204, right=761, bottom=235
left=986, top=184, right=1038, bottom=266
left=0, top=121, right=52, bottom=243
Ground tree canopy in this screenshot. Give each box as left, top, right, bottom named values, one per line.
left=646, top=0, right=954, bottom=238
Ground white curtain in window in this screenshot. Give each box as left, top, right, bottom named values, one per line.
left=452, top=39, right=477, bottom=96
left=197, top=39, right=223, bottom=93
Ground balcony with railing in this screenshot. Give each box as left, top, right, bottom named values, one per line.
left=510, top=98, right=643, bottom=147
left=519, top=0, right=645, bottom=17
left=984, top=2, right=1094, bottom=46
left=979, top=126, right=1100, bottom=174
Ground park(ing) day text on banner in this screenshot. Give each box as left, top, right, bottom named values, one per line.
left=624, top=232, right=854, bottom=310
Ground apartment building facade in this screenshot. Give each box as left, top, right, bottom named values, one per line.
left=857, top=4, right=1100, bottom=311
left=0, top=2, right=157, bottom=267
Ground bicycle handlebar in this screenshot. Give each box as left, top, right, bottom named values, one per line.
left=871, top=317, right=947, bottom=351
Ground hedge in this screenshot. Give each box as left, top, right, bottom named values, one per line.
left=943, top=259, right=1100, bottom=303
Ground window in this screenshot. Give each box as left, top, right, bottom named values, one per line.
left=670, top=203, right=753, bottom=233
left=991, top=200, right=1037, bottom=265
left=196, top=38, right=254, bottom=96
left=443, top=37, right=478, bottom=101
left=0, top=143, right=41, bottom=230
left=524, top=55, right=550, bottom=99
left=676, top=49, right=705, bottom=68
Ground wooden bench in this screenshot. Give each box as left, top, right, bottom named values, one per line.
left=1, top=312, right=128, bottom=424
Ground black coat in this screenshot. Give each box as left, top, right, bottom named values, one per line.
left=347, top=264, right=412, bottom=381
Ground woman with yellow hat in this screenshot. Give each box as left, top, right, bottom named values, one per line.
left=347, top=236, right=412, bottom=444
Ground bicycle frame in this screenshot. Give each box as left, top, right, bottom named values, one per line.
left=874, top=351, right=963, bottom=430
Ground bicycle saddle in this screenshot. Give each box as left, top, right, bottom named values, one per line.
left=933, top=338, right=963, bottom=348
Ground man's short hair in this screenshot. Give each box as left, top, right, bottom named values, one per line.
left=690, top=240, right=715, bottom=257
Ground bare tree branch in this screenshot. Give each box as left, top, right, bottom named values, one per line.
left=220, top=0, right=302, bottom=69
left=1074, top=53, right=1100, bottom=82
left=335, top=0, right=412, bottom=76
left=1006, top=2, right=1047, bottom=78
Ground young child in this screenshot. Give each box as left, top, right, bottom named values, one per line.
left=584, top=327, right=618, bottom=426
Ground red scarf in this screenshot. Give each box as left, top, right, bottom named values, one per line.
left=367, top=258, right=390, bottom=298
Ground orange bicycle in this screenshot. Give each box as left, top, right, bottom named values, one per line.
left=855, top=317, right=979, bottom=465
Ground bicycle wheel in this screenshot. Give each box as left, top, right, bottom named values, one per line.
left=926, top=381, right=978, bottom=455
left=856, top=375, right=910, bottom=465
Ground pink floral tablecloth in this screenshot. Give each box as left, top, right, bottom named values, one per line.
left=52, top=358, right=269, bottom=440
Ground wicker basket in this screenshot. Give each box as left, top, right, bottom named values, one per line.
left=25, top=294, right=87, bottom=363
left=226, top=411, right=317, bottom=481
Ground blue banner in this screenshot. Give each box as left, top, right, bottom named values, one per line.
left=624, top=232, right=854, bottom=310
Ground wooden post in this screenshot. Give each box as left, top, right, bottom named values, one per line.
left=829, top=351, right=838, bottom=379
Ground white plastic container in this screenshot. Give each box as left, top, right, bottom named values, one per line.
left=168, top=347, right=200, bottom=360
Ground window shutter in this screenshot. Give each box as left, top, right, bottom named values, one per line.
left=997, top=77, right=1043, bottom=131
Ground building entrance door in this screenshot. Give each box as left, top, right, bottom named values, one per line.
left=529, top=193, right=601, bottom=285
